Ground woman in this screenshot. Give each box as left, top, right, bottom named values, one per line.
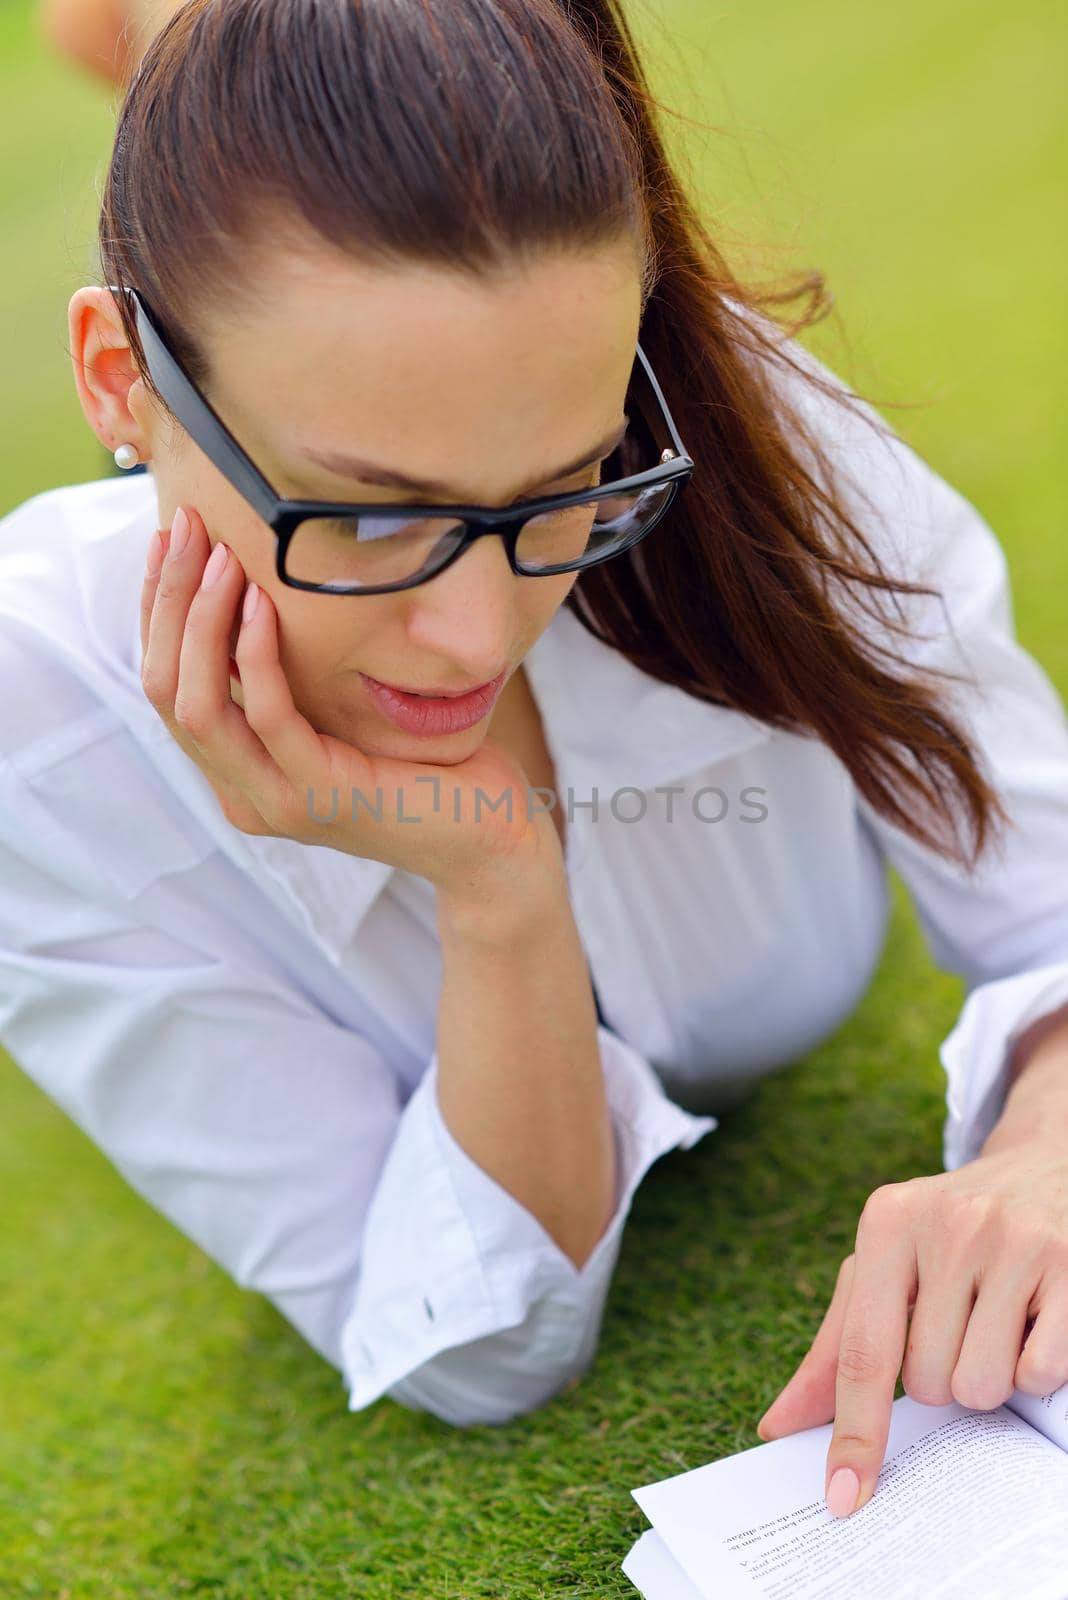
left=3, top=0, right=1066, bottom=1524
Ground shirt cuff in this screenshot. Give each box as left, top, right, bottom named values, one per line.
left=339, top=1023, right=717, bottom=1422
left=940, top=959, right=1068, bottom=1170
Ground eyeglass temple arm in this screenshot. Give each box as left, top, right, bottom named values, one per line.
left=108, top=284, right=689, bottom=504
left=632, top=342, right=690, bottom=462
left=108, top=284, right=282, bottom=522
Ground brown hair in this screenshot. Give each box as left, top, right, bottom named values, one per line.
left=98, top=0, right=1010, bottom=869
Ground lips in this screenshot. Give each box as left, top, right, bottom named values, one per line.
left=407, top=687, right=479, bottom=698
left=373, top=675, right=503, bottom=698
left=360, top=668, right=507, bottom=735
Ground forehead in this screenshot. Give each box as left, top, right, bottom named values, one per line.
left=203, top=241, right=643, bottom=495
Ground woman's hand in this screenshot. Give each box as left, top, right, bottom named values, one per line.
left=753, top=1143, right=1068, bottom=1517
left=139, top=505, right=557, bottom=896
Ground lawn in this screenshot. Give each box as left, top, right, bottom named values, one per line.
left=1, top=0, right=1064, bottom=1594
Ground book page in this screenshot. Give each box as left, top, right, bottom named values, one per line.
left=621, top=1529, right=704, bottom=1600
left=1005, top=1379, right=1068, bottom=1453
left=629, top=1397, right=1068, bottom=1600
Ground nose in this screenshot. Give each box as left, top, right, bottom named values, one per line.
left=401, top=529, right=518, bottom=682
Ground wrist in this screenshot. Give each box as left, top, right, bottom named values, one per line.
left=980, top=1016, right=1068, bottom=1158
left=435, top=825, right=568, bottom=945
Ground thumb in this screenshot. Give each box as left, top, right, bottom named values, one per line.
left=757, top=1254, right=855, bottom=1440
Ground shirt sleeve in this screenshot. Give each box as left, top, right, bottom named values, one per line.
left=815, top=391, right=1068, bottom=1172
left=0, top=756, right=717, bottom=1428
left=341, top=1025, right=716, bottom=1425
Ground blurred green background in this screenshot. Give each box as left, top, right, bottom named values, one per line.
left=1, top=0, right=1064, bottom=1595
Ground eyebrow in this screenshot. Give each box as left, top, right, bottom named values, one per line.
left=294, top=417, right=631, bottom=502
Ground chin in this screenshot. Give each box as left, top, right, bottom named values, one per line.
left=368, top=718, right=487, bottom=763
left=381, top=727, right=483, bottom=760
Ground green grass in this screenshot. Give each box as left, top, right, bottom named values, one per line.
left=1, top=1, right=1064, bottom=1594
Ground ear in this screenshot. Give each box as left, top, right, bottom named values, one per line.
left=68, top=285, right=154, bottom=463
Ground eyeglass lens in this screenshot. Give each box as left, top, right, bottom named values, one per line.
left=284, top=407, right=673, bottom=591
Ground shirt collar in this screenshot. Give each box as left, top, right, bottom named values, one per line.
left=119, top=477, right=770, bottom=961
left=522, top=599, right=771, bottom=800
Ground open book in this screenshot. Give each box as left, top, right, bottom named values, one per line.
left=622, top=1382, right=1068, bottom=1600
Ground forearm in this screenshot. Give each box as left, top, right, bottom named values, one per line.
left=979, top=1004, right=1068, bottom=1159
left=434, top=842, right=616, bottom=1273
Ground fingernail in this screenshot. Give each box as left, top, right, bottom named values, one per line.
left=170, top=505, right=190, bottom=557
left=242, top=581, right=260, bottom=623
left=826, top=1467, right=860, bottom=1518
left=146, top=528, right=165, bottom=578
left=200, top=541, right=230, bottom=590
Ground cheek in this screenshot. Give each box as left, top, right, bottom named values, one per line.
left=511, top=572, right=576, bottom=664
left=152, top=461, right=268, bottom=583
left=166, top=438, right=274, bottom=583
left=539, top=570, right=580, bottom=623
left=211, top=499, right=274, bottom=590
left=270, top=593, right=378, bottom=692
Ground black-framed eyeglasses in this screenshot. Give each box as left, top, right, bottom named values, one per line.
left=113, top=284, right=696, bottom=597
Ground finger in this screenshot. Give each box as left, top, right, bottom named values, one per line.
left=139, top=524, right=170, bottom=665
left=757, top=1254, right=855, bottom=1440
left=142, top=508, right=284, bottom=829
left=825, top=1200, right=916, bottom=1518
left=1015, top=1282, right=1068, bottom=1397
left=900, top=1251, right=976, bottom=1408
left=173, top=523, right=288, bottom=809
left=233, top=577, right=344, bottom=817
left=951, top=1259, right=1037, bottom=1411
left=142, top=505, right=210, bottom=712
left=139, top=519, right=254, bottom=823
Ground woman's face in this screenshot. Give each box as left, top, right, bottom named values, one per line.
left=71, top=237, right=643, bottom=762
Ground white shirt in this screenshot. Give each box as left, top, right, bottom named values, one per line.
left=2, top=336, right=1067, bottom=1429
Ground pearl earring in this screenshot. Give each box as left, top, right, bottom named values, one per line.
left=114, top=443, right=140, bottom=470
